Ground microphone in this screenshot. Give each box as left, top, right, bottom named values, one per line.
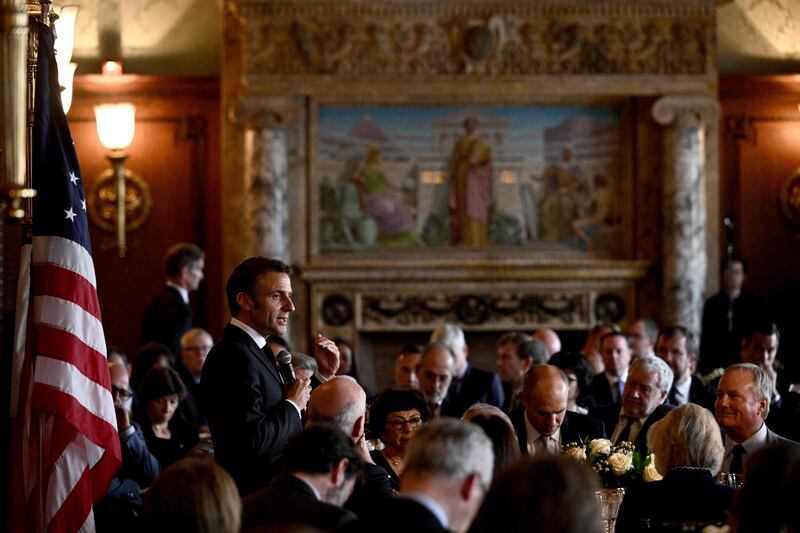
left=276, top=349, right=297, bottom=385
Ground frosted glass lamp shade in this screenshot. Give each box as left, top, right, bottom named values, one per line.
left=61, top=63, right=77, bottom=114
left=54, top=5, right=79, bottom=67
left=94, top=103, right=136, bottom=150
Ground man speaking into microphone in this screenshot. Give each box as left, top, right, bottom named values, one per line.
left=202, top=257, right=340, bottom=495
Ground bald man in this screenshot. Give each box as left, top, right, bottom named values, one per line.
left=532, top=329, right=562, bottom=358
left=307, top=376, right=394, bottom=516
left=510, top=365, right=605, bottom=456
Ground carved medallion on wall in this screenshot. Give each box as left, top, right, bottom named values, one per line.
left=241, top=1, right=713, bottom=79
left=780, top=168, right=800, bottom=229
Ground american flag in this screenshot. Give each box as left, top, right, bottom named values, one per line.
left=10, top=21, right=120, bottom=533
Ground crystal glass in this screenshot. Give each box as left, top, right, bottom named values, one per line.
left=595, top=487, right=626, bottom=533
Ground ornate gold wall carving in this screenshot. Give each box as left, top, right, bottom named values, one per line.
left=240, top=1, right=713, bottom=79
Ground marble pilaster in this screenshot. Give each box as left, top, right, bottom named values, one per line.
left=232, top=96, right=300, bottom=263
left=652, top=96, right=720, bottom=335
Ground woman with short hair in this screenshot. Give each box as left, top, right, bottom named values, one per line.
left=616, top=403, right=734, bottom=532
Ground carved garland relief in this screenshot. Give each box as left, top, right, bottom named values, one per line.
left=247, top=16, right=709, bottom=77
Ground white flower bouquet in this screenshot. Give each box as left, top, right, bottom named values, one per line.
left=562, top=438, right=662, bottom=488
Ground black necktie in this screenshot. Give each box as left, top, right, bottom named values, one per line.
left=730, top=444, right=746, bottom=474
left=262, top=345, right=285, bottom=385
left=616, top=416, right=635, bottom=444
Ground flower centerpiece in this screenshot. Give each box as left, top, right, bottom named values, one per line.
left=562, top=438, right=662, bottom=488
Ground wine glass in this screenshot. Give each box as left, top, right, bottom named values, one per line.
left=595, top=487, right=626, bottom=533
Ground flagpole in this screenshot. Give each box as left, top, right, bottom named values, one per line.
left=22, top=3, right=53, bottom=532
left=0, top=0, right=37, bottom=530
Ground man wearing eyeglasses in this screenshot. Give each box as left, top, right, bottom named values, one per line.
left=97, top=363, right=160, bottom=529
left=176, top=327, right=213, bottom=430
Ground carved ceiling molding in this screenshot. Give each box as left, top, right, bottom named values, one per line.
left=236, top=0, right=715, bottom=81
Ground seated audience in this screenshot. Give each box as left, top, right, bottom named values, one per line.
left=532, top=328, right=562, bottom=358
left=292, top=351, right=319, bottom=380
left=495, top=332, right=534, bottom=412
left=588, top=331, right=632, bottom=407
left=590, top=356, right=674, bottom=455
left=469, top=455, right=601, bottom=533
left=625, top=318, right=659, bottom=359
left=580, top=322, right=620, bottom=375
left=143, top=457, right=241, bottom=533
left=655, top=325, right=715, bottom=409
left=616, top=404, right=733, bottom=532
left=96, top=362, right=160, bottom=532
left=417, top=342, right=455, bottom=418
left=307, top=376, right=394, bottom=517
left=368, top=388, right=430, bottom=488
left=335, top=338, right=359, bottom=380
left=343, top=418, right=494, bottom=533
left=175, top=328, right=213, bottom=431
left=714, top=363, right=800, bottom=474
left=549, top=350, right=596, bottom=413
left=130, top=342, right=173, bottom=393
left=431, top=323, right=505, bottom=416
left=393, top=344, right=422, bottom=390
left=137, top=366, right=199, bottom=468
left=242, top=425, right=361, bottom=532
left=738, top=321, right=800, bottom=434
left=511, top=365, right=605, bottom=456
left=462, top=403, right=521, bottom=474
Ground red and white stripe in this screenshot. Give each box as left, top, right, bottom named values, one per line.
left=13, top=234, right=121, bottom=532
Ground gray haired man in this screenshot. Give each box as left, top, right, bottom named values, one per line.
left=590, top=356, right=674, bottom=456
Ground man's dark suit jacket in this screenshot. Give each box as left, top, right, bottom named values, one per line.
left=588, top=373, right=620, bottom=407
left=201, top=324, right=302, bottom=495
left=509, top=407, right=606, bottom=455
left=175, top=361, right=205, bottom=428
left=667, top=375, right=716, bottom=410
left=344, top=462, right=395, bottom=518
left=589, top=403, right=674, bottom=456
left=340, top=496, right=449, bottom=533
left=442, top=364, right=505, bottom=418
left=140, top=285, right=192, bottom=356
left=242, top=472, right=357, bottom=532
left=616, top=467, right=734, bottom=533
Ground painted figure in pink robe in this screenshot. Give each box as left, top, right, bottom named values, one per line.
left=449, top=117, right=493, bottom=246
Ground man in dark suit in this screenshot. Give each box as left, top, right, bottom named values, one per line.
left=510, top=365, right=605, bottom=455
left=495, top=332, right=535, bottom=413
left=587, top=331, right=632, bottom=407
left=97, top=363, right=160, bottom=531
left=656, top=325, right=716, bottom=409
left=175, top=327, right=213, bottom=430
left=242, top=425, right=361, bottom=532
left=715, top=363, right=800, bottom=473
left=202, top=257, right=340, bottom=495
left=342, top=419, right=494, bottom=533
left=432, top=324, right=504, bottom=417
left=417, top=342, right=455, bottom=418
left=590, top=356, right=674, bottom=456
left=140, top=242, right=205, bottom=357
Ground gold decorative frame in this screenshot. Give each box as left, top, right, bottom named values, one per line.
left=87, top=168, right=153, bottom=233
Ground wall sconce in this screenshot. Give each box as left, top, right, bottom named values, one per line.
left=92, top=103, right=152, bottom=257
left=53, top=5, right=79, bottom=114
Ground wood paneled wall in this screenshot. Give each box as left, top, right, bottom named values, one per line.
left=720, top=76, right=800, bottom=305
left=69, top=76, right=221, bottom=359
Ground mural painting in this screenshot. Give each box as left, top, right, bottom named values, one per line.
left=317, top=105, right=622, bottom=254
